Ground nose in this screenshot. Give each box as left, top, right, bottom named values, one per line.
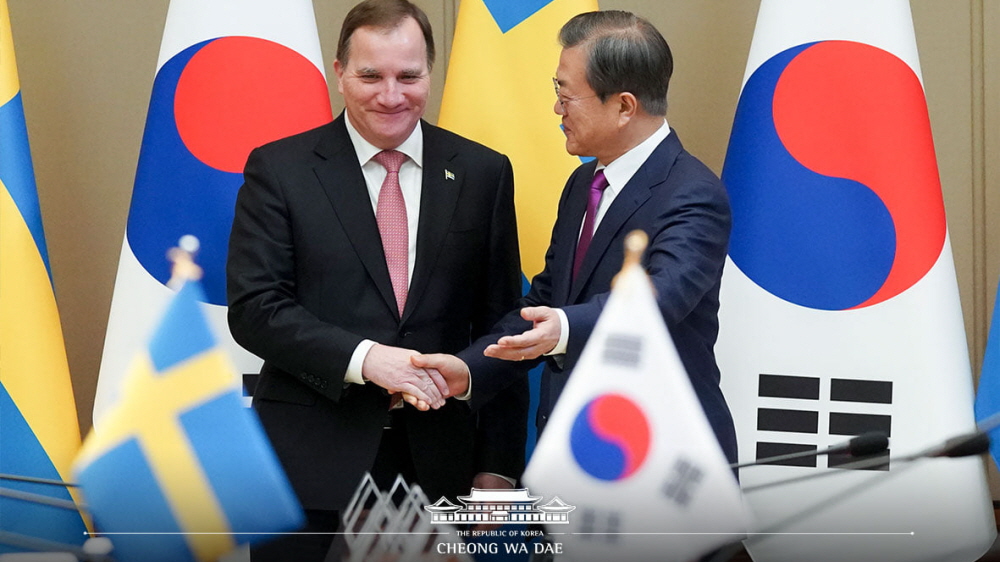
left=378, top=79, right=404, bottom=106
left=554, top=99, right=565, bottom=115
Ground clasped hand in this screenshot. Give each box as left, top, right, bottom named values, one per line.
left=384, top=307, right=562, bottom=411
left=361, top=344, right=450, bottom=410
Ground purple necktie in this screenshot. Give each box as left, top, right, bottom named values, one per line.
left=373, top=150, right=409, bottom=317
left=573, top=169, right=609, bottom=279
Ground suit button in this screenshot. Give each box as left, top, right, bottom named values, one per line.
left=400, top=331, right=413, bottom=338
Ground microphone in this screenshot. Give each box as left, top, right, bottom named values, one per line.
left=741, top=429, right=990, bottom=494
left=925, top=430, right=991, bottom=458
left=707, top=429, right=991, bottom=562
left=730, top=431, right=889, bottom=470
left=845, top=431, right=892, bottom=456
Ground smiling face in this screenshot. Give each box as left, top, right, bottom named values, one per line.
left=553, top=45, right=622, bottom=164
left=334, top=16, right=430, bottom=149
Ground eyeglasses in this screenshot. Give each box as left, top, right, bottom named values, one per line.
left=553, top=77, right=599, bottom=108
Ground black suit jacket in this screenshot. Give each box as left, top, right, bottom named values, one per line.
left=227, top=115, right=527, bottom=510
left=460, top=130, right=738, bottom=464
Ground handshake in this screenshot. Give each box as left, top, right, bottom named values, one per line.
left=360, top=347, right=468, bottom=411
left=361, top=306, right=563, bottom=410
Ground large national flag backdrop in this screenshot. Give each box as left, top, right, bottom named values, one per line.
left=523, top=236, right=747, bottom=562
left=975, top=277, right=1000, bottom=465
left=438, top=0, right=597, bottom=281
left=74, top=280, right=303, bottom=562
left=0, top=0, right=87, bottom=550
left=96, top=0, right=332, bottom=422
left=717, top=1, right=995, bottom=561
left=438, top=0, right=598, bottom=453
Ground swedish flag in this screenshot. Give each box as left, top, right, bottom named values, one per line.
left=439, top=0, right=598, bottom=280
left=439, top=0, right=599, bottom=459
left=976, top=277, right=1000, bottom=466
left=0, top=0, right=87, bottom=551
left=73, top=281, right=303, bottom=562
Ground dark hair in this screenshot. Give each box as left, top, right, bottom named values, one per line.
left=559, top=10, right=672, bottom=116
left=337, top=0, right=436, bottom=71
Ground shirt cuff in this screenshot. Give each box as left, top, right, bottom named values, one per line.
left=544, top=308, right=570, bottom=356
left=346, top=339, right=377, bottom=385
left=455, top=371, right=472, bottom=401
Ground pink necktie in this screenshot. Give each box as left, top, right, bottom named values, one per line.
left=573, top=170, right=609, bottom=279
left=373, top=150, right=409, bottom=317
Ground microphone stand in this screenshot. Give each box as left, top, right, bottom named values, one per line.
left=0, top=473, right=111, bottom=562
left=707, top=430, right=990, bottom=562
left=729, top=431, right=889, bottom=471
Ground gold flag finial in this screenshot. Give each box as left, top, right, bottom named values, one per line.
left=166, top=235, right=203, bottom=290
left=623, top=230, right=648, bottom=269
left=612, top=230, right=649, bottom=289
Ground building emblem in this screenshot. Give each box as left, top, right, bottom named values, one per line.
left=424, top=488, right=575, bottom=525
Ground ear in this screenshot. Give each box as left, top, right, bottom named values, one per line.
left=617, top=92, right=639, bottom=126
left=333, top=59, right=346, bottom=95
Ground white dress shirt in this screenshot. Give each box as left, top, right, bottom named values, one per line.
left=547, top=119, right=671, bottom=356
left=338, top=116, right=512, bottom=484
left=343, top=113, right=424, bottom=384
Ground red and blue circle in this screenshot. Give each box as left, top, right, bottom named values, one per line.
left=127, top=36, right=332, bottom=305
left=722, top=41, right=945, bottom=310
left=570, top=394, right=651, bottom=481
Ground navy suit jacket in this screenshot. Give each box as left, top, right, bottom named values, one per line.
left=460, top=130, right=737, bottom=464
left=227, top=115, right=528, bottom=510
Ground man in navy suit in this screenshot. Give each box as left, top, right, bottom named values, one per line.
left=414, top=10, right=737, bottom=465
left=227, top=1, right=526, bottom=560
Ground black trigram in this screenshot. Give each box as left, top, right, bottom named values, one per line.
left=662, top=457, right=704, bottom=507
left=602, top=334, right=642, bottom=368
left=755, top=374, right=892, bottom=470
left=578, top=508, right=621, bottom=544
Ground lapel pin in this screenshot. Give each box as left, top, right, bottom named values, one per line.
left=445, top=169, right=455, bottom=181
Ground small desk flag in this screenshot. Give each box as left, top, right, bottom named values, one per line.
left=74, top=281, right=303, bottom=562
left=523, top=234, right=747, bottom=562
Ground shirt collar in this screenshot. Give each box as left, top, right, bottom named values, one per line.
left=343, top=111, right=424, bottom=169
left=599, top=118, right=671, bottom=192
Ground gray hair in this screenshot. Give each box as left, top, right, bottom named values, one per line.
left=559, top=10, right=672, bottom=116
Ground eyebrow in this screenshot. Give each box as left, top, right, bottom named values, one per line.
left=353, top=66, right=425, bottom=77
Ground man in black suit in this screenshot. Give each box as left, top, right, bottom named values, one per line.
left=226, top=1, right=526, bottom=560
left=414, top=10, right=737, bottom=465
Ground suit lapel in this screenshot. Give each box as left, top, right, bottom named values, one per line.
left=403, top=123, right=462, bottom=323
left=569, top=178, right=651, bottom=302
left=312, top=117, right=399, bottom=317
left=552, top=163, right=596, bottom=306
left=569, top=133, right=682, bottom=303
